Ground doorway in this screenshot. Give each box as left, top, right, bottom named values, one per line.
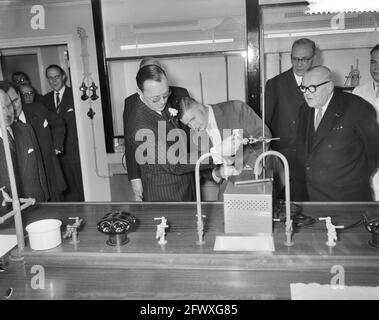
left=0, top=44, right=71, bottom=95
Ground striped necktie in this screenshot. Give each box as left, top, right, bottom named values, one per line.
left=7, top=129, right=15, bottom=152
left=56, top=92, right=61, bottom=111
left=314, top=107, right=323, bottom=131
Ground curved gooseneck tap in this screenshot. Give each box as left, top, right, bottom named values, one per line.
left=195, top=152, right=229, bottom=245
left=254, top=150, right=294, bottom=246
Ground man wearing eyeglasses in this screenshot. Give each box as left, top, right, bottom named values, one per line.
left=123, top=58, right=191, bottom=201
left=292, top=66, right=379, bottom=202
left=124, top=64, right=237, bottom=201
left=43, top=64, right=84, bottom=202
left=352, top=44, right=379, bottom=200
left=264, top=38, right=316, bottom=193
left=0, top=84, right=49, bottom=202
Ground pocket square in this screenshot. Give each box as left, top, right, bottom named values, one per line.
left=27, top=148, right=34, bottom=154
left=43, top=119, right=48, bottom=128
left=67, top=108, right=74, bottom=112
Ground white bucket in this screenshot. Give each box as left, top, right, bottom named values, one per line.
left=26, top=219, right=62, bottom=250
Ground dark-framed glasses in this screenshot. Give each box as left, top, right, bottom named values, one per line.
left=299, top=81, right=330, bottom=94
left=21, top=91, right=35, bottom=97
left=47, top=75, right=62, bottom=81
left=144, top=90, right=171, bottom=104
left=291, top=56, right=314, bottom=64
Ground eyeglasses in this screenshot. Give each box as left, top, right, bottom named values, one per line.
left=299, top=81, right=330, bottom=94
left=291, top=56, right=314, bottom=64
left=21, top=91, right=35, bottom=96
left=144, top=90, right=171, bottom=104
left=47, top=75, right=62, bottom=81
left=4, top=97, right=19, bottom=110
left=15, top=78, right=28, bottom=84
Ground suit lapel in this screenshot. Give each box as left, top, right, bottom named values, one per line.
left=309, top=92, right=344, bottom=153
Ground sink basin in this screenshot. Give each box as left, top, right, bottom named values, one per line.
left=213, top=235, right=275, bottom=252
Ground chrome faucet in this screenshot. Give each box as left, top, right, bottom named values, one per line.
left=63, top=217, right=83, bottom=244
left=254, top=150, right=294, bottom=246
left=195, top=152, right=232, bottom=245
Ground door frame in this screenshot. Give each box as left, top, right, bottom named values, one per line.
left=0, top=35, right=79, bottom=97
left=0, top=46, right=45, bottom=94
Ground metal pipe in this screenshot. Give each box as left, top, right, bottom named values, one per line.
left=0, top=199, right=35, bottom=224
left=195, top=152, right=229, bottom=245
left=0, top=102, right=25, bottom=252
left=199, top=72, right=204, bottom=105
left=254, top=150, right=294, bottom=246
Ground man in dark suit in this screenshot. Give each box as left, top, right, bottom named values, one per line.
left=0, top=86, right=49, bottom=202
left=264, top=38, right=316, bottom=177
left=292, top=66, right=379, bottom=202
left=178, top=97, right=271, bottom=170
left=177, top=97, right=278, bottom=199
left=124, top=65, right=236, bottom=202
left=124, top=57, right=193, bottom=201
left=10, top=83, right=67, bottom=201
left=43, top=64, right=84, bottom=201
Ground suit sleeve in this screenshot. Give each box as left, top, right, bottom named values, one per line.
left=356, top=103, right=379, bottom=175
left=45, top=108, right=66, bottom=152
left=124, top=99, right=142, bottom=181
left=126, top=122, right=214, bottom=177
left=264, top=79, right=277, bottom=127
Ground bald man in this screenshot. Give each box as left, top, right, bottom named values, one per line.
left=292, top=66, right=379, bottom=202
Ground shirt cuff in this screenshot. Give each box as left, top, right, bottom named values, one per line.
left=212, top=168, right=222, bottom=184
left=130, top=178, right=142, bottom=182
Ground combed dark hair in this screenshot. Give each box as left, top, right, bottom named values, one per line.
left=45, top=64, right=66, bottom=78
left=11, top=71, right=30, bottom=83
left=136, top=64, right=166, bottom=91
left=0, top=81, right=18, bottom=94
left=292, top=38, right=316, bottom=56
left=370, top=44, right=379, bottom=55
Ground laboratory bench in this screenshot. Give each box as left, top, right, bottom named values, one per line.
left=0, top=202, right=379, bottom=300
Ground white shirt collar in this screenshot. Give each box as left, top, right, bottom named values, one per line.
left=314, top=92, right=334, bottom=124
left=18, top=110, right=26, bottom=124
left=204, top=105, right=223, bottom=164
left=293, top=72, right=303, bottom=86
left=0, top=127, right=13, bottom=139
left=205, top=104, right=218, bottom=132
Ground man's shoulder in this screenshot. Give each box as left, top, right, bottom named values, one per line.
left=336, top=89, right=376, bottom=114
left=212, top=100, right=247, bottom=111
left=267, top=68, right=293, bottom=84
left=124, top=92, right=139, bottom=104
left=24, top=101, right=47, bottom=114
left=352, top=81, right=371, bottom=95
left=43, top=91, right=53, bottom=99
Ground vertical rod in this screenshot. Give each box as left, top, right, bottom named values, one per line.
left=199, top=72, right=204, bottom=104
left=225, top=55, right=229, bottom=101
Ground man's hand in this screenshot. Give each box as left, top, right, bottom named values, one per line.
left=214, top=164, right=240, bottom=180
left=220, top=133, right=244, bottom=157
left=131, top=179, right=143, bottom=201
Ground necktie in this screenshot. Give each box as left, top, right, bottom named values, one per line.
left=7, top=129, right=15, bottom=151
left=56, top=92, right=61, bottom=111
left=376, top=83, right=379, bottom=98
left=314, top=107, right=323, bottom=131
